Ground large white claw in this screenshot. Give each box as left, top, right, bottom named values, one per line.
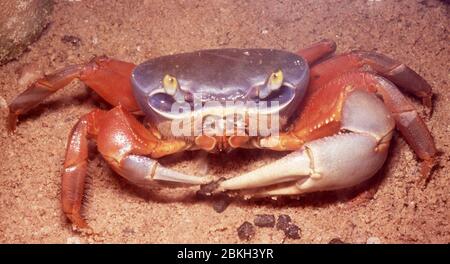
left=294, top=133, right=387, bottom=193
left=219, top=90, right=395, bottom=195
left=220, top=133, right=388, bottom=195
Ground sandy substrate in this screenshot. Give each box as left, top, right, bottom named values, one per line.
left=0, top=0, right=449, bottom=244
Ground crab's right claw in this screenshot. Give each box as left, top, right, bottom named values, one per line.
left=219, top=132, right=391, bottom=196
left=219, top=90, right=396, bottom=196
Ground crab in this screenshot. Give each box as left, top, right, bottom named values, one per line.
left=8, top=39, right=436, bottom=231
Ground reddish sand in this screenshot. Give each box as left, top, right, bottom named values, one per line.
left=0, top=0, right=449, bottom=243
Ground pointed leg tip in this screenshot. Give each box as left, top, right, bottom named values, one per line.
left=7, top=112, right=18, bottom=134
left=72, top=224, right=94, bottom=235
left=422, top=94, right=433, bottom=116
left=320, top=39, right=337, bottom=51
left=66, top=213, right=91, bottom=231
left=417, top=158, right=437, bottom=188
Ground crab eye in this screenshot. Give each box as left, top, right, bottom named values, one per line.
left=162, top=74, right=179, bottom=95
left=259, top=69, right=284, bottom=99
left=269, top=69, right=284, bottom=87
left=148, top=92, right=176, bottom=112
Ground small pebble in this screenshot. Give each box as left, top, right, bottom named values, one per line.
left=61, top=35, right=82, bottom=47
left=212, top=193, right=232, bottom=213
left=284, top=224, right=301, bottom=239
left=276, top=214, right=292, bottom=231
left=367, top=237, right=382, bottom=244
left=254, top=214, right=275, bottom=228
left=329, top=238, right=345, bottom=244
left=197, top=178, right=224, bottom=198
left=237, top=221, right=255, bottom=241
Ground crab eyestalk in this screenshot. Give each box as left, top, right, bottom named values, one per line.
left=259, top=69, right=284, bottom=99
left=163, top=74, right=185, bottom=102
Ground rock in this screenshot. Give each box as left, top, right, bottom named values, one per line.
left=284, top=224, right=301, bottom=239
left=254, top=214, right=276, bottom=228
left=61, top=35, right=82, bottom=47
left=276, top=214, right=292, bottom=231
left=196, top=178, right=225, bottom=198
left=237, top=221, right=255, bottom=241
left=0, top=0, right=53, bottom=64
left=212, top=193, right=232, bottom=213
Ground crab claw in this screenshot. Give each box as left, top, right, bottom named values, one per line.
left=219, top=132, right=391, bottom=196
left=118, top=155, right=211, bottom=186
left=218, top=90, right=396, bottom=196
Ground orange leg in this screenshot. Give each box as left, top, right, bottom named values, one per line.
left=308, top=51, right=433, bottom=107
left=61, top=106, right=208, bottom=230
left=62, top=109, right=106, bottom=230
left=296, top=39, right=337, bottom=65
left=258, top=74, right=348, bottom=151
left=8, top=56, right=141, bottom=132
left=259, top=43, right=436, bottom=181
left=332, top=72, right=437, bottom=180
left=259, top=70, right=436, bottom=182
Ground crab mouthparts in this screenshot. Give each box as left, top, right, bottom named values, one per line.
left=168, top=105, right=282, bottom=138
